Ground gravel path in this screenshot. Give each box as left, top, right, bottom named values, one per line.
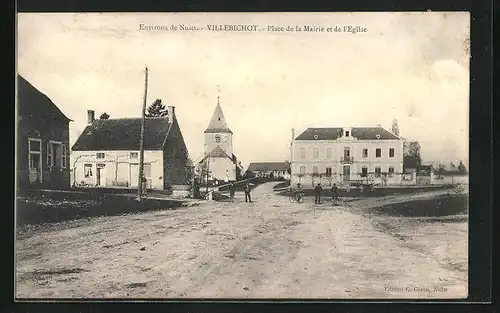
left=15, top=183, right=468, bottom=299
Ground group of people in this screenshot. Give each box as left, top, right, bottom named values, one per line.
left=228, top=182, right=252, bottom=203
left=294, top=182, right=339, bottom=204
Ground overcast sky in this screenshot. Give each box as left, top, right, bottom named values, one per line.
left=17, top=12, right=470, bottom=168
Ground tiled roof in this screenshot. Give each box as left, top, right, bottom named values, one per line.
left=17, top=75, right=72, bottom=122
left=199, top=146, right=240, bottom=165
left=247, top=162, right=290, bottom=172
left=295, top=127, right=400, bottom=140
left=204, top=103, right=232, bottom=134
left=71, top=118, right=171, bottom=151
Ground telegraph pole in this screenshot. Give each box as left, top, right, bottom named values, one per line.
left=138, top=67, right=148, bottom=202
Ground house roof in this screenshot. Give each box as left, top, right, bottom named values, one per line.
left=71, top=117, right=171, bottom=151
left=204, top=103, right=232, bottom=134
left=247, top=162, right=290, bottom=172
left=294, top=127, right=400, bottom=140
left=17, top=75, right=72, bottom=122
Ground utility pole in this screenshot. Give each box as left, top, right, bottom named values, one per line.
left=206, top=158, right=210, bottom=194
left=138, top=67, right=148, bottom=202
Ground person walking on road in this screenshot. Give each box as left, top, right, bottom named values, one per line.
left=229, top=182, right=236, bottom=201
left=314, top=183, right=323, bottom=204
left=244, top=183, right=252, bottom=203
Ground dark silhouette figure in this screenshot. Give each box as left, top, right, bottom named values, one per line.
left=314, top=183, right=323, bottom=204
left=296, top=183, right=303, bottom=203
left=331, top=183, right=339, bottom=201
left=244, top=183, right=252, bottom=203
left=229, top=182, right=235, bottom=201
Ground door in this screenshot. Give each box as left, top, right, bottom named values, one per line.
left=343, top=165, right=350, bottom=182
left=96, top=164, right=105, bottom=186
left=130, top=163, right=151, bottom=188
left=130, top=164, right=139, bottom=188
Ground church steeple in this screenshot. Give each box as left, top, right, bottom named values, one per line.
left=204, top=86, right=232, bottom=134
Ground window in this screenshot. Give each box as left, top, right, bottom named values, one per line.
left=389, top=148, right=395, bottom=158
left=28, top=138, right=42, bottom=171
left=61, top=144, right=67, bottom=168
left=84, top=164, right=93, bottom=177
left=345, top=131, right=350, bottom=137
left=388, top=167, right=395, bottom=177
left=28, top=139, right=41, bottom=152
left=312, top=166, right=319, bottom=174
left=344, top=147, right=350, bottom=157
left=326, top=147, right=333, bottom=159
left=299, top=166, right=306, bottom=175
left=215, top=134, right=221, bottom=143
left=375, top=166, right=381, bottom=177
left=299, top=147, right=306, bottom=159
left=47, top=142, right=52, bottom=166
left=130, top=152, right=139, bottom=159
left=362, top=148, right=368, bottom=158
left=376, top=148, right=381, bottom=158
left=96, top=152, right=105, bottom=159
left=313, top=147, right=319, bottom=159
left=325, top=167, right=332, bottom=175
left=361, top=166, right=368, bottom=177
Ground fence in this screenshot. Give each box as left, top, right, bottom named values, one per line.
left=291, top=172, right=468, bottom=188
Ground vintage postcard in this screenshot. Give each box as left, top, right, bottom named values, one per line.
left=16, top=12, right=469, bottom=299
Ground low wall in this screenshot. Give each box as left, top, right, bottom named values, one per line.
left=277, top=184, right=456, bottom=198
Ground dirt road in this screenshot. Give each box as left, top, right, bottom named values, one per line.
left=16, top=183, right=467, bottom=299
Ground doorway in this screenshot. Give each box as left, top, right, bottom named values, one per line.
left=343, top=165, right=350, bottom=182
left=96, top=164, right=105, bottom=186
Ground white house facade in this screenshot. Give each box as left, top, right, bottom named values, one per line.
left=291, top=127, right=404, bottom=187
left=71, top=107, right=190, bottom=190
left=71, top=150, right=163, bottom=189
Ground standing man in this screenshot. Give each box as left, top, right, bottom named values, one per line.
left=244, top=183, right=252, bottom=203
left=314, top=183, right=323, bottom=204
left=229, top=182, right=236, bottom=201
left=331, top=183, right=338, bottom=202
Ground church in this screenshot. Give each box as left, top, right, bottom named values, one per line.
left=199, top=98, right=243, bottom=183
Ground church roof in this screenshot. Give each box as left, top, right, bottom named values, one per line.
left=204, top=103, right=232, bottom=134
left=199, top=146, right=240, bottom=165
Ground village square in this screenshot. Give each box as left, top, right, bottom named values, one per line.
left=15, top=13, right=469, bottom=299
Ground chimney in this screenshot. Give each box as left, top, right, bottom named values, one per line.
left=291, top=128, right=295, bottom=141
left=87, top=110, right=95, bottom=125
left=167, top=106, right=175, bottom=123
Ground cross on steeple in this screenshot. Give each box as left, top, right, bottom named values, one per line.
left=217, top=85, right=220, bottom=104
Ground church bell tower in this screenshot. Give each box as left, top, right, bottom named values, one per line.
left=204, top=87, right=233, bottom=156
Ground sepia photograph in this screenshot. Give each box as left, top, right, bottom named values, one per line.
left=15, top=12, right=469, bottom=299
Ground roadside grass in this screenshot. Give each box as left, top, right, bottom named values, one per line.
left=16, top=191, right=183, bottom=227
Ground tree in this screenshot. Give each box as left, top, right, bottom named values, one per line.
left=403, top=140, right=422, bottom=169
left=295, top=173, right=305, bottom=184
left=145, top=99, right=168, bottom=117
left=99, top=112, right=110, bottom=119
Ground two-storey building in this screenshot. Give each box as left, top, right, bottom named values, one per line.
left=290, top=127, right=404, bottom=187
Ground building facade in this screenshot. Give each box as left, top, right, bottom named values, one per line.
left=246, top=162, right=291, bottom=180
left=17, top=75, right=72, bottom=190
left=291, top=127, right=404, bottom=187
left=199, top=100, right=242, bottom=182
left=71, top=106, right=189, bottom=190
